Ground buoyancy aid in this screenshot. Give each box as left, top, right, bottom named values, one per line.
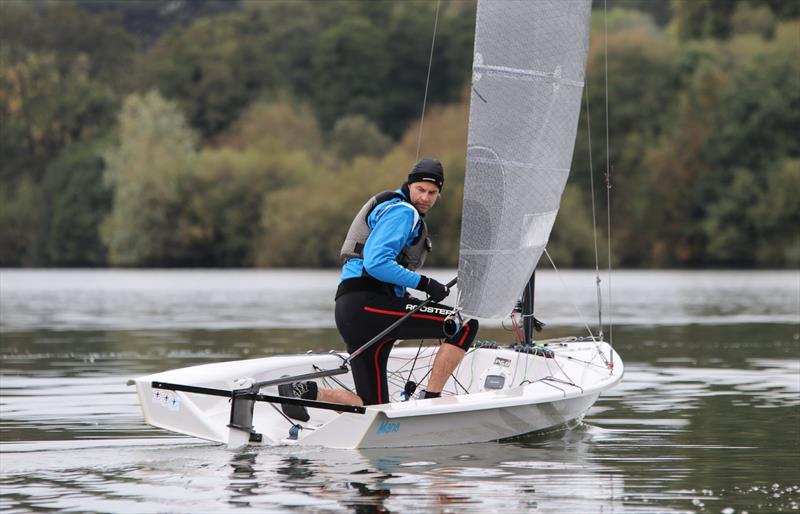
left=340, top=190, right=432, bottom=271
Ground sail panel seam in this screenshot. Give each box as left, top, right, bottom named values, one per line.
left=461, top=249, right=543, bottom=255
left=474, top=64, right=584, bottom=87
left=467, top=156, right=570, bottom=173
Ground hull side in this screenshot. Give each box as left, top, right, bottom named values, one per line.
left=348, top=393, right=600, bottom=449
left=132, top=341, right=622, bottom=448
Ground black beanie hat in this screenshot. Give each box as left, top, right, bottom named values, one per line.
left=407, top=158, right=444, bottom=191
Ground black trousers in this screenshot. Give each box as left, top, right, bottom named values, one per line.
left=334, top=287, right=479, bottom=406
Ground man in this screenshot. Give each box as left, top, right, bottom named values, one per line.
left=280, top=158, right=478, bottom=415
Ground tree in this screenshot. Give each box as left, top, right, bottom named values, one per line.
left=43, top=139, right=112, bottom=266
left=0, top=51, right=117, bottom=182
left=0, top=2, right=129, bottom=182
left=646, top=56, right=726, bottom=266
left=578, top=22, right=678, bottom=266
left=547, top=185, right=609, bottom=268
left=138, top=3, right=325, bottom=139
left=672, top=0, right=738, bottom=41
left=752, top=159, right=800, bottom=267
left=731, top=2, right=777, bottom=38
left=671, top=0, right=798, bottom=42
left=0, top=1, right=135, bottom=83
left=0, top=0, right=130, bottom=248
left=703, top=169, right=760, bottom=266
left=102, top=91, right=197, bottom=266
left=219, top=101, right=324, bottom=159
left=329, top=115, right=392, bottom=162
left=240, top=1, right=322, bottom=100
left=709, top=41, right=800, bottom=175
left=177, top=145, right=315, bottom=266
left=695, top=24, right=800, bottom=266
left=140, top=16, right=251, bottom=138
left=256, top=167, right=368, bottom=268
left=374, top=2, right=461, bottom=138
left=311, top=16, right=389, bottom=132
left=0, top=176, right=45, bottom=266
left=79, top=0, right=239, bottom=49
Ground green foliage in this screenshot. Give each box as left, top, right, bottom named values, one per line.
left=547, top=185, right=608, bottom=268
left=0, top=1, right=135, bottom=83
left=752, top=159, right=800, bottom=267
left=102, top=91, right=198, bottom=266
left=2, top=1, right=798, bottom=269
left=645, top=57, right=726, bottom=266
left=575, top=24, right=678, bottom=266
left=43, top=140, right=112, bottom=266
left=603, top=0, right=672, bottom=27
left=763, top=0, right=800, bottom=18
left=590, top=27, right=677, bottom=141
left=709, top=41, right=800, bottom=174
left=177, top=143, right=315, bottom=266
left=671, top=0, right=793, bottom=42
left=0, top=47, right=118, bottom=183
left=78, top=0, right=240, bottom=48
left=240, top=1, right=323, bottom=100
left=636, top=19, right=800, bottom=268
left=0, top=176, right=46, bottom=266
left=104, top=98, right=319, bottom=267
left=139, top=15, right=252, bottom=138
left=672, top=0, right=738, bottom=41
left=0, top=1, right=126, bottom=192
left=133, top=0, right=473, bottom=141
left=0, top=1, right=130, bottom=265
left=703, top=169, right=761, bottom=265
left=329, top=116, right=392, bottom=163
left=311, top=16, right=389, bottom=132
left=731, top=2, right=777, bottom=38
left=256, top=160, right=377, bottom=268
left=374, top=1, right=473, bottom=138
left=590, top=8, right=659, bottom=34
left=220, top=101, right=324, bottom=158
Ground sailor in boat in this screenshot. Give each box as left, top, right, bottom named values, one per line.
left=280, top=158, right=479, bottom=415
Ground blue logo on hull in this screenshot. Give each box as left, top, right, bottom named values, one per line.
left=376, top=421, right=400, bottom=434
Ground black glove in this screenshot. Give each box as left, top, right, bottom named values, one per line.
left=417, top=275, right=449, bottom=303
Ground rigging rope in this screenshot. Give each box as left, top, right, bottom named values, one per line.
left=415, top=0, right=441, bottom=160
left=543, top=248, right=611, bottom=369
left=584, top=65, right=604, bottom=342
left=543, top=248, right=596, bottom=342
left=603, top=0, right=615, bottom=356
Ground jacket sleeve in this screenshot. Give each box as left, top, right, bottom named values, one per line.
left=363, top=203, right=422, bottom=289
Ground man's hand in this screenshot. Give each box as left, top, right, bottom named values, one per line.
left=418, top=276, right=449, bottom=303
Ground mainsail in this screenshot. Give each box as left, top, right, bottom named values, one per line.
left=456, top=0, right=592, bottom=319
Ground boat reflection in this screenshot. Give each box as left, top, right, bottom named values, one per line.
left=240, top=424, right=627, bottom=513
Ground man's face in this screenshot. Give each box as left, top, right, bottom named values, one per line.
left=408, top=181, right=440, bottom=214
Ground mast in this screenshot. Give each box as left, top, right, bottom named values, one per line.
left=520, top=270, right=544, bottom=344
left=521, top=271, right=535, bottom=344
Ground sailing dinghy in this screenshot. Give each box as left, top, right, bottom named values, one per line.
left=131, top=0, right=623, bottom=449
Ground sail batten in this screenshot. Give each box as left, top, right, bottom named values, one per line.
left=456, top=0, right=592, bottom=320
left=474, top=64, right=585, bottom=87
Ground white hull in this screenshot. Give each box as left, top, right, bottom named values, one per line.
left=132, top=339, right=622, bottom=449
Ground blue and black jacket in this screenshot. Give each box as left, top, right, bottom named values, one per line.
left=340, top=189, right=424, bottom=297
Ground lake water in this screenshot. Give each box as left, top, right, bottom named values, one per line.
left=1, top=269, right=798, bottom=513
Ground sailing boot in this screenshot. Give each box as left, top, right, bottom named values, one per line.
left=277, top=380, right=317, bottom=422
